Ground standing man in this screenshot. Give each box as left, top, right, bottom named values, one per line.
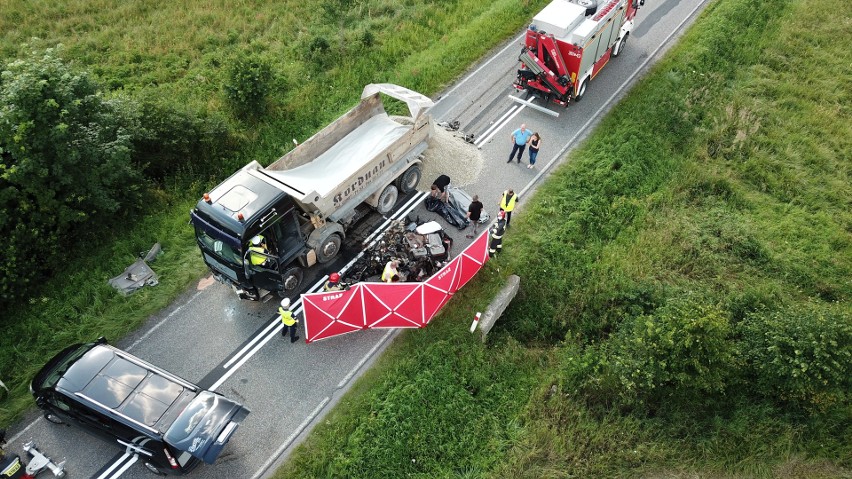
left=489, top=211, right=507, bottom=257
left=507, top=123, right=533, bottom=163
left=499, top=189, right=519, bottom=228
left=465, top=195, right=484, bottom=239
left=382, top=259, right=401, bottom=283
left=279, top=298, right=300, bottom=343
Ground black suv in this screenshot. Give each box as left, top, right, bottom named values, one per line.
left=31, top=338, right=249, bottom=475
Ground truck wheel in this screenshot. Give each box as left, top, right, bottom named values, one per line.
left=612, top=33, right=628, bottom=57
left=376, top=184, right=399, bottom=215
left=395, top=165, right=421, bottom=194
left=281, top=267, right=304, bottom=293
left=317, top=233, right=342, bottom=263
left=574, top=79, right=589, bottom=102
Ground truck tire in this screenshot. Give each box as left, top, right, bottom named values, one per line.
left=376, top=184, right=399, bottom=215
left=395, top=165, right=421, bottom=194
left=280, top=266, right=304, bottom=294
left=574, top=79, right=589, bottom=102
left=317, top=233, right=342, bottom=264
left=612, top=32, right=628, bottom=57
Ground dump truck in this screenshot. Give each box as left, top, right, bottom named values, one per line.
left=513, top=0, right=643, bottom=106
left=190, top=84, right=434, bottom=300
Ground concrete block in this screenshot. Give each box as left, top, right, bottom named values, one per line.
left=478, top=274, right=520, bottom=340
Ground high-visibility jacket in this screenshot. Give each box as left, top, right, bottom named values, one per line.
left=323, top=281, right=342, bottom=292
left=249, top=246, right=268, bottom=265
left=500, top=191, right=518, bottom=212
left=382, top=262, right=398, bottom=283
left=279, top=307, right=297, bottom=326
left=248, top=235, right=268, bottom=265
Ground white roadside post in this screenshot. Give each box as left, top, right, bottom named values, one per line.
left=469, top=312, right=482, bottom=333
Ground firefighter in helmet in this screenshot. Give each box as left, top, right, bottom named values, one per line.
left=489, top=211, right=507, bottom=257
left=323, top=272, right=346, bottom=292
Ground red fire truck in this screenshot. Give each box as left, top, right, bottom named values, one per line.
left=513, top=0, right=644, bottom=106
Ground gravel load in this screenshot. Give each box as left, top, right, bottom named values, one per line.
left=419, top=126, right=484, bottom=189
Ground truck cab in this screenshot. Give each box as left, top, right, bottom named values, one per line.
left=191, top=165, right=309, bottom=300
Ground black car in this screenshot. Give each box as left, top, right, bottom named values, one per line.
left=31, top=338, right=249, bottom=475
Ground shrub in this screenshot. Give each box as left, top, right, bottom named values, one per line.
left=738, top=304, right=852, bottom=410
left=129, top=95, right=234, bottom=181
left=0, top=46, right=144, bottom=307
left=223, top=53, right=273, bottom=119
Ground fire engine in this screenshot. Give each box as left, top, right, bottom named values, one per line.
left=513, top=0, right=644, bottom=106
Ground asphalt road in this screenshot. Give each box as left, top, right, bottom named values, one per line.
left=4, top=0, right=710, bottom=476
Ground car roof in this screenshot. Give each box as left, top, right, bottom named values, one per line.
left=57, top=344, right=197, bottom=434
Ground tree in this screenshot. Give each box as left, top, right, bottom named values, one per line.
left=0, top=46, right=143, bottom=306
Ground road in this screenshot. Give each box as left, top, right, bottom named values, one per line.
left=4, top=0, right=710, bottom=476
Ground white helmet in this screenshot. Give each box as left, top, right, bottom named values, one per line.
left=251, top=236, right=263, bottom=246
left=280, top=298, right=291, bottom=309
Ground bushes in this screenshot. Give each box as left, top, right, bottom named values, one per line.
left=0, top=47, right=144, bottom=307
left=739, top=304, right=852, bottom=410
left=223, top=53, right=274, bottom=119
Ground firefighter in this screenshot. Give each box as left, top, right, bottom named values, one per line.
left=489, top=211, right=507, bottom=257
left=382, top=259, right=401, bottom=283
left=248, top=235, right=270, bottom=267
left=279, top=298, right=300, bottom=343
left=323, top=272, right=345, bottom=292
left=499, top=189, right=519, bottom=228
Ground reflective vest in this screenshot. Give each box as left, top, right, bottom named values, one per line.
left=500, top=192, right=517, bottom=212
left=382, top=262, right=398, bottom=283
left=279, top=307, right=297, bottom=326
left=323, top=281, right=342, bottom=292
left=249, top=246, right=268, bottom=265
left=248, top=235, right=268, bottom=265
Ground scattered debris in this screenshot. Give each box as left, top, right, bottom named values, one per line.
left=108, top=243, right=162, bottom=295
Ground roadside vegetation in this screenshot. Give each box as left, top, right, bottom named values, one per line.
left=0, top=0, right=848, bottom=477
left=272, top=0, right=851, bottom=477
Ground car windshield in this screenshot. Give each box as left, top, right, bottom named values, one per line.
left=196, top=227, right=242, bottom=265
left=37, top=343, right=94, bottom=390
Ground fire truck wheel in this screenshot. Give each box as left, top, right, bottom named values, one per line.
left=376, top=184, right=399, bottom=215
left=575, top=79, right=589, bottom=102
left=281, top=267, right=304, bottom=292
left=317, top=233, right=342, bottom=263
left=395, top=165, right=421, bottom=194
left=613, top=33, right=628, bottom=57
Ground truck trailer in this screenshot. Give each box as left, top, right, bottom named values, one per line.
left=513, top=0, right=643, bottom=106
left=190, top=84, right=434, bottom=300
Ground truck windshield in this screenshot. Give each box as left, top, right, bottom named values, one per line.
left=196, top=228, right=242, bottom=265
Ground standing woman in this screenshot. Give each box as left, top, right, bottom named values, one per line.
left=527, top=133, right=541, bottom=169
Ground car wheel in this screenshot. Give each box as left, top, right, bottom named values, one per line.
left=395, top=165, right=421, bottom=194
left=317, top=233, right=342, bottom=264
left=280, top=266, right=304, bottom=294
left=376, top=184, right=399, bottom=215
left=143, top=462, right=166, bottom=476
left=574, top=79, right=588, bottom=102
left=44, top=412, right=65, bottom=425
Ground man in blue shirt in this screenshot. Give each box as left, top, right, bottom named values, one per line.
left=507, top=123, right=533, bottom=163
